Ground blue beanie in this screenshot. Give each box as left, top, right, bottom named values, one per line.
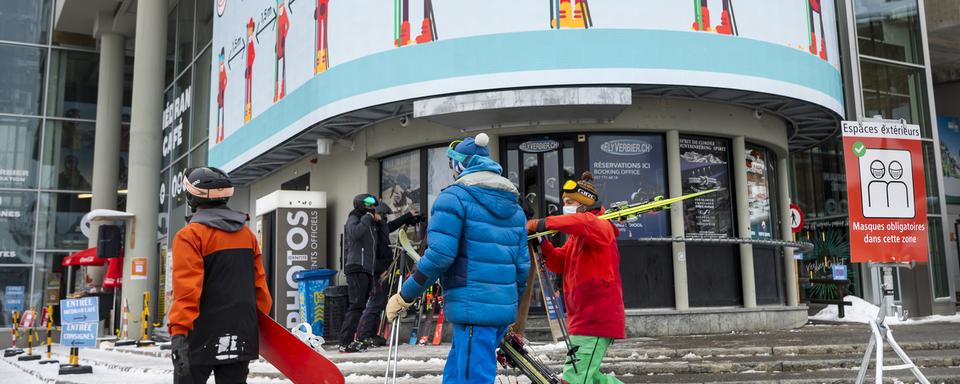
left=448, top=133, right=491, bottom=174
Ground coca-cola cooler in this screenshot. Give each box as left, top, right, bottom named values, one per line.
left=255, top=190, right=327, bottom=329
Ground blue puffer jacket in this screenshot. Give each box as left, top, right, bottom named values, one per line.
left=400, top=158, right=529, bottom=327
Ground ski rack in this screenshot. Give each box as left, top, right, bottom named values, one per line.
left=631, top=237, right=815, bottom=252
left=855, top=263, right=929, bottom=384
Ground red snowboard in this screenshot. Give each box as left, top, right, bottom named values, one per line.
left=258, top=311, right=344, bottom=384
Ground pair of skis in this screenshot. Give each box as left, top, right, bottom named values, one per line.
left=395, top=225, right=447, bottom=346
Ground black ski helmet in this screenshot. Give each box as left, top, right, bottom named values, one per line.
left=182, top=166, right=234, bottom=210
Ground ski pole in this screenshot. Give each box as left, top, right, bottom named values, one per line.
left=384, top=274, right=403, bottom=384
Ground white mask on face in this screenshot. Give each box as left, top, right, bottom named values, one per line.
left=562, top=205, right=579, bottom=215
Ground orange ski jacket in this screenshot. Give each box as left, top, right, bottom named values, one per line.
left=169, top=207, right=272, bottom=364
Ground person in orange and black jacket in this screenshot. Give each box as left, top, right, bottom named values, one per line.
left=526, top=171, right=626, bottom=384
left=169, top=167, right=272, bottom=384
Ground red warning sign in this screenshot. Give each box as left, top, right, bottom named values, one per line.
left=842, top=120, right=928, bottom=263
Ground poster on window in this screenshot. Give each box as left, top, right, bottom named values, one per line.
left=746, top=147, right=773, bottom=239
left=589, top=135, right=668, bottom=239
left=381, top=151, right=422, bottom=242
left=680, top=136, right=732, bottom=238
left=938, top=116, right=960, bottom=204
left=0, top=191, right=36, bottom=264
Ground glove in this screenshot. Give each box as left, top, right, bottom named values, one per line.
left=171, top=334, right=190, bottom=378
left=385, top=293, right=413, bottom=323
left=526, top=219, right=540, bottom=234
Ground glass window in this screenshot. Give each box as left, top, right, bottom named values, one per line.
left=0, top=0, right=50, bottom=44
left=426, top=147, right=450, bottom=214
left=928, top=218, right=949, bottom=298
left=166, top=8, right=177, bottom=86
left=122, top=55, right=134, bottom=122
left=0, top=267, right=32, bottom=327
left=860, top=60, right=929, bottom=137
left=0, top=191, right=37, bottom=265
left=41, top=120, right=94, bottom=191
left=189, top=141, right=208, bottom=167
left=589, top=134, right=668, bottom=239
left=37, top=193, right=90, bottom=250
left=196, top=0, right=214, bottom=51
left=46, top=50, right=99, bottom=119
left=177, top=0, right=195, bottom=73
left=679, top=135, right=733, bottom=238
left=0, top=116, right=41, bottom=189
left=791, top=137, right=848, bottom=220
left=0, top=43, right=45, bottom=115
left=380, top=150, right=422, bottom=219
left=31, top=252, right=68, bottom=312
left=192, top=48, right=211, bottom=147
left=505, top=149, right=520, bottom=189
left=746, top=145, right=775, bottom=240
left=922, top=141, right=941, bottom=214
left=854, top=0, right=923, bottom=64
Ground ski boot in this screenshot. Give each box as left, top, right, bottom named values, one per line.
left=810, top=31, right=819, bottom=56
left=819, top=37, right=827, bottom=60
left=338, top=340, right=367, bottom=353
left=692, top=5, right=711, bottom=32
left=396, top=21, right=411, bottom=47
left=315, top=49, right=328, bottom=74
left=716, top=9, right=733, bottom=35
left=292, top=323, right=325, bottom=352
left=415, top=17, right=433, bottom=44
left=360, top=335, right=388, bottom=348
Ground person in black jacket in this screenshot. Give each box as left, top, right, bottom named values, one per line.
left=356, top=203, right=422, bottom=348
left=339, top=193, right=419, bottom=353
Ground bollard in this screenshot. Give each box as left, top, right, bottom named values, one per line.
left=4, top=311, right=24, bottom=357
left=39, top=305, right=58, bottom=364
left=136, top=292, right=155, bottom=347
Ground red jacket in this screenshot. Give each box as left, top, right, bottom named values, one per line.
left=539, top=210, right=625, bottom=339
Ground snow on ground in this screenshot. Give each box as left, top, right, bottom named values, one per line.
left=810, top=295, right=960, bottom=324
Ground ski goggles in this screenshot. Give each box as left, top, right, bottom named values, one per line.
left=362, top=196, right=378, bottom=207
left=562, top=180, right=598, bottom=202
left=447, top=139, right=470, bottom=169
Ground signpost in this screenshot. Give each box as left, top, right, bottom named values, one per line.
left=59, top=297, right=97, bottom=375
left=842, top=118, right=930, bottom=384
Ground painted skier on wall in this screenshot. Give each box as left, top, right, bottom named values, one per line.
left=394, top=0, right=436, bottom=47
left=692, top=0, right=737, bottom=35
left=244, top=18, right=256, bottom=123
left=550, top=0, right=591, bottom=29
left=808, top=0, right=828, bottom=60
left=314, top=0, right=329, bottom=74
left=216, top=48, right=227, bottom=144
left=274, top=0, right=291, bottom=102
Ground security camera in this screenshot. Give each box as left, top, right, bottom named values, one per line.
left=399, top=116, right=409, bottom=127
left=753, top=109, right=763, bottom=120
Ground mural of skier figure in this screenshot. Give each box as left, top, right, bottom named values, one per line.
left=692, top=0, right=737, bottom=35
left=394, top=0, right=436, bottom=47
left=274, top=0, right=290, bottom=102
left=314, top=0, right=329, bottom=74
left=550, top=0, right=591, bottom=29
left=216, top=48, right=227, bottom=144
left=244, top=18, right=255, bottom=123
left=808, top=0, right=828, bottom=60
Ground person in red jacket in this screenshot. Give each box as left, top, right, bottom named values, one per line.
left=527, top=171, right=625, bottom=384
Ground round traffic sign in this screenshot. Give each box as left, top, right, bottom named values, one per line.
left=789, top=203, right=804, bottom=233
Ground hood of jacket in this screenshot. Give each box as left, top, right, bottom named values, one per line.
left=458, top=155, right=503, bottom=178
left=455, top=171, right=520, bottom=220
left=190, top=207, right=248, bottom=232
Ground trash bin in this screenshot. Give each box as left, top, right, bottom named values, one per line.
left=323, top=285, right=348, bottom=343
left=293, top=269, right=337, bottom=337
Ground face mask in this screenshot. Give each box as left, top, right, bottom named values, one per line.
left=562, top=205, right=579, bottom=215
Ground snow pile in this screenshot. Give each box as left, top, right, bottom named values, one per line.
left=810, top=295, right=960, bottom=324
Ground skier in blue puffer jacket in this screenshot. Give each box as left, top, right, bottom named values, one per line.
left=386, top=132, right=530, bottom=383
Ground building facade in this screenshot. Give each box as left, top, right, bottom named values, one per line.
left=1, top=0, right=957, bottom=337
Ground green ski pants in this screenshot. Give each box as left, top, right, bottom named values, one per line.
left=562, top=335, right=623, bottom=384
